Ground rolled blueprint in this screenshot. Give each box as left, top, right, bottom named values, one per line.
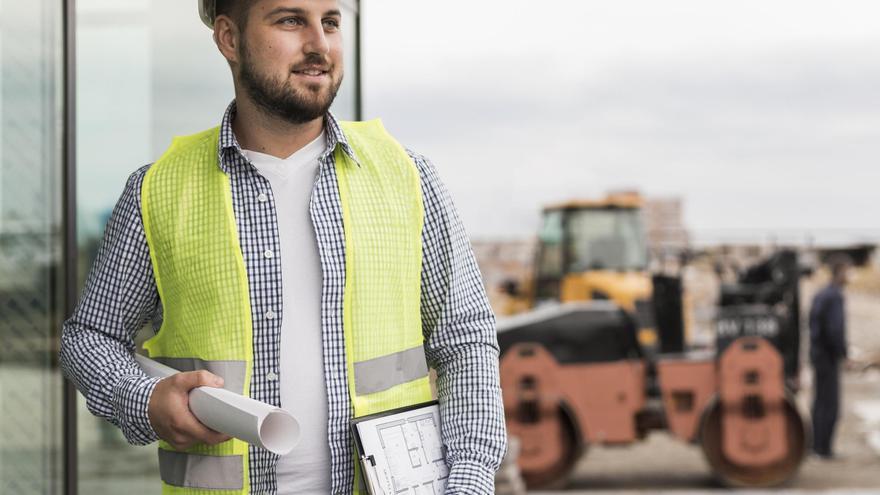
left=135, top=354, right=300, bottom=455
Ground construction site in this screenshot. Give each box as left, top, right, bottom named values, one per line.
left=3, top=2, right=878, bottom=494
left=479, top=193, right=880, bottom=494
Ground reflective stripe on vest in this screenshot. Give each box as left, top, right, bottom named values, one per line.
left=353, top=345, right=429, bottom=395
left=152, top=357, right=248, bottom=396
left=141, top=121, right=433, bottom=494
left=158, top=450, right=244, bottom=490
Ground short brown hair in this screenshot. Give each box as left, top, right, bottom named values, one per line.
left=215, top=0, right=251, bottom=30
left=828, top=254, right=851, bottom=279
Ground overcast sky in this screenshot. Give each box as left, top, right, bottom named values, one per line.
left=361, top=0, right=880, bottom=246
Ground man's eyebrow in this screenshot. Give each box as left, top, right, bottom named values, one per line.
left=264, top=7, right=342, bottom=18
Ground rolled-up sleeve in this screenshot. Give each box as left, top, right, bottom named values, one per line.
left=59, top=164, right=162, bottom=445
left=411, top=151, right=508, bottom=493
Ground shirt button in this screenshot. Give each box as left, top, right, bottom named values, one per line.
left=257, top=193, right=268, bottom=203
left=266, top=371, right=278, bottom=381
left=265, top=309, right=276, bottom=320
left=263, top=249, right=274, bottom=259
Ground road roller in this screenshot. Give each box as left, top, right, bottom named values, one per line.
left=495, top=195, right=810, bottom=488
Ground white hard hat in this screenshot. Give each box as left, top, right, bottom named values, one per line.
left=198, top=0, right=216, bottom=29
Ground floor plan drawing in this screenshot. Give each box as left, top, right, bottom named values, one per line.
left=374, top=412, right=449, bottom=494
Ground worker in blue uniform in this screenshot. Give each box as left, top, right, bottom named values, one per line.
left=808, top=255, right=851, bottom=459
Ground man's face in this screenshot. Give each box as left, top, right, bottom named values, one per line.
left=236, top=0, right=344, bottom=124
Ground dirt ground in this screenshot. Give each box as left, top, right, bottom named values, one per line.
left=528, top=266, right=880, bottom=494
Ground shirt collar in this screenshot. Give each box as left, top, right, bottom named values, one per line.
left=217, top=100, right=361, bottom=174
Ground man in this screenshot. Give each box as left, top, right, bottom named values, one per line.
left=60, top=0, right=507, bottom=493
left=808, top=255, right=850, bottom=460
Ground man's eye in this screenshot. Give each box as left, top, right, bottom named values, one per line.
left=280, top=17, right=303, bottom=26
left=323, top=19, right=340, bottom=30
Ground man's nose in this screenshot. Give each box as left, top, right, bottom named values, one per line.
left=302, top=23, right=330, bottom=56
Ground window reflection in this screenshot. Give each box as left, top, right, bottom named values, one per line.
left=0, top=1, right=64, bottom=493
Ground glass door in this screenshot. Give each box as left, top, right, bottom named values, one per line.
left=0, top=0, right=65, bottom=493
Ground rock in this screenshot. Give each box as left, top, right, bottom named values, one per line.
left=495, top=435, right=526, bottom=495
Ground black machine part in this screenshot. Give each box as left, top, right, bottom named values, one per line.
left=652, top=274, right=685, bottom=354
left=496, top=302, right=642, bottom=364
left=717, top=249, right=803, bottom=381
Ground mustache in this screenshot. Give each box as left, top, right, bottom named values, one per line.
left=291, top=53, right=333, bottom=72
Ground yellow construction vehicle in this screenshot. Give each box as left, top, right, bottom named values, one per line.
left=499, top=191, right=658, bottom=346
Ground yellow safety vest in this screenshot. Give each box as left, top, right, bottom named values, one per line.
left=141, top=121, right=433, bottom=494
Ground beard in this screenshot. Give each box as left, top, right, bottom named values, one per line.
left=238, top=41, right=343, bottom=125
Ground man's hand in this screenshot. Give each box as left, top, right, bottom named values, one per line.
left=148, top=370, right=232, bottom=450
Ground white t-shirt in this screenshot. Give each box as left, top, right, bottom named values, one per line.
left=242, top=132, right=330, bottom=494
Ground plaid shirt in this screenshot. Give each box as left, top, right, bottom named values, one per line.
left=60, top=102, right=506, bottom=494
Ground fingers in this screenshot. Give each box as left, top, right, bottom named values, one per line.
left=204, top=431, right=233, bottom=445
left=172, top=410, right=231, bottom=447
left=152, top=370, right=231, bottom=450
left=174, top=369, right=225, bottom=391
left=164, top=407, right=231, bottom=449
left=174, top=371, right=230, bottom=444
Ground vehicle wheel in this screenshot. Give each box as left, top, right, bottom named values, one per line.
left=699, top=395, right=807, bottom=487
left=518, top=407, right=584, bottom=489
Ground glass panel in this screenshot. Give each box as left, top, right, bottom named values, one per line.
left=566, top=208, right=648, bottom=272
left=0, top=0, right=65, bottom=494
left=335, top=3, right=359, bottom=120
left=537, top=210, right=564, bottom=278
left=75, top=1, right=360, bottom=493
left=534, top=210, right=563, bottom=302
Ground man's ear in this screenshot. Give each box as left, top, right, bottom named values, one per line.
left=214, top=15, right=240, bottom=65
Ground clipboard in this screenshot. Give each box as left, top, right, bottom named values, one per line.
left=351, top=401, right=449, bottom=495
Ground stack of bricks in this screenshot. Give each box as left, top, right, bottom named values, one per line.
left=642, top=196, right=689, bottom=256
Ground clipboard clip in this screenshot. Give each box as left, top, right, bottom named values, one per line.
left=359, top=454, right=383, bottom=495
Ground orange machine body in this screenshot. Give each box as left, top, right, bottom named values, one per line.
left=500, top=337, right=806, bottom=488
left=656, top=355, right=716, bottom=442
left=718, top=337, right=788, bottom=467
